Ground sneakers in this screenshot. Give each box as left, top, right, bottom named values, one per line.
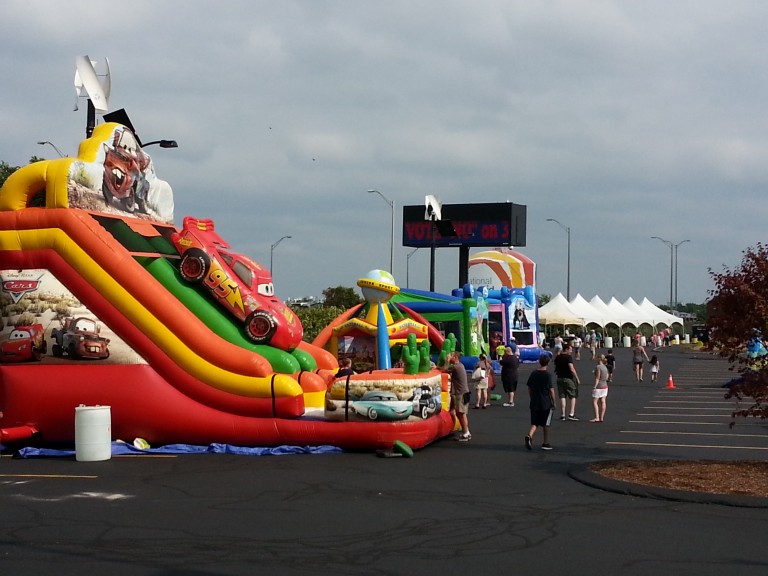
left=560, top=415, right=567, bottom=421
left=525, top=435, right=532, bottom=451
left=456, top=432, right=471, bottom=442
left=567, top=415, right=579, bottom=421
left=541, top=444, right=553, bottom=451
left=503, top=402, right=514, bottom=407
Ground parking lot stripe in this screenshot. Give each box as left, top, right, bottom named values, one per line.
left=606, top=441, right=768, bottom=450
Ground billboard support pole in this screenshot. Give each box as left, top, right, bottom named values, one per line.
left=429, top=220, right=436, bottom=292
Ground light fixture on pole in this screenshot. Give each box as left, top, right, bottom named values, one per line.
left=367, top=189, right=394, bottom=274
left=651, top=236, right=674, bottom=308
left=141, top=139, right=178, bottom=149
left=37, top=141, right=66, bottom=158
left=270, top=235, right=292, bottom=275
left=546, top=218, right=571, bottom=301
left=406, top=247, right=419, bottom=288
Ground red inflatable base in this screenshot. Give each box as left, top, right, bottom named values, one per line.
left=0, top=365, right=454, bottom=451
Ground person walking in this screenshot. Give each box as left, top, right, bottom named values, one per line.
left=588, top=329, right=598, bottom=359
left=572, top=335, right=582, bottom=360
left=525, top=354, right=556, bottom=451
left=472, top=353, right=493, bottom=408
left=554, top=343, right=580, bottom=420
left=553, top=334, right=564, bottom=356
left=444, top=352, right=471, bottom=441
left=649, top=354, right=660, bottom=383
left=591, top=354, right=609, bottom=422
left=605, top=349, right=616, bottom=382
left=500, top=345, right=520, bottom=407
left=632, top=340, right=650, bottom=382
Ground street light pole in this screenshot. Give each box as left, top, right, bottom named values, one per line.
left=367, top=189, right=394, bottom=274
left=406, top=247, right=419, bottom=288
left=651, top=236, right=674, bottom=308
left=37, top=141, right=66, bottom=157
left=546, top=218, right=571, bottom=300
left=673, top=239, right=690, bottom=307
left=270, top=235, right=292, bottom=275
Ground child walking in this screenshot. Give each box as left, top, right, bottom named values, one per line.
left=649, top=354, right=660, bottom=383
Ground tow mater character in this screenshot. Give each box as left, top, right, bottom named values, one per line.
left=0, top=324, right=47, bottom=362
left=101, top=127, right=151, bottom=213
left=51, top=317, right=110, bottom=360
left=170, top=216, right=303, bottom=351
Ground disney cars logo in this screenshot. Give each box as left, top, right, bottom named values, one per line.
left=170, top=217, right=303, bottom=351
left=1, top=278, right=42, bottom=304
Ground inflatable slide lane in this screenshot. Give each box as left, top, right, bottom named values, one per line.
left=0, top=122, right=452, bottom=450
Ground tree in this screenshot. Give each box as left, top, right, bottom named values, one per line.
left=0, top=160, right=19, bottom=189
left=0, top=157, right=45, bottom=189
left=291, top=306, right=346, bottom=343
left=322, top=286, right=362, bottom=309
left=707, top=243, right=768, bottom=422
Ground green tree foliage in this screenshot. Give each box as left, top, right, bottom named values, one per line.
left=322, top=286, right=362, bottom=309
left=0, top=160, right=19, bottom=189
left=0, top=157, right=45, bottom=189
left=707, top=243, right=768, bottom=421
left=292, top=305, right=346, bottom=343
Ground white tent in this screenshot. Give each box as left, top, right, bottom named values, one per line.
left=589, top=295, right=615, bottom=325
left=570, top=293, right=606, bottom=327
left=539, top=294, right=686, bottom=330
left=622, top=297, right=657, bottom=327
left=638, top=298, right=684, bottom=327
left=538, top=293, right=585, bottom=325
left=605, top=297, right=637, bottom=327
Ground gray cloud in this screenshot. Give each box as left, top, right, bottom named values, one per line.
left=2, top=1, right=767, bottom=305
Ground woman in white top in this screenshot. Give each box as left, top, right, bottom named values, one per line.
left=591, top=354, right=609, bottom=422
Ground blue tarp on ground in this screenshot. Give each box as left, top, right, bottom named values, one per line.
left=16, top=441, right=343, bottom=458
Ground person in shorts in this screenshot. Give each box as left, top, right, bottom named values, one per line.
left=500, top=346, right=520, bottom=407
left=554, top=343, right=581, bottom=420
left=605, top=349, right=616, bottom=382
left=525, top=354, right=556, bottom=451
left=444, top=351, right=471, bottom=441
left=591, top=354, right=609, bottom=422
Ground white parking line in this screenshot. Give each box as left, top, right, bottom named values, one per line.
left=642, top=406, right=734, bottom=410
left=606, top=441, right=768, bottom=450
left=621, top=430, right=768, bottom=438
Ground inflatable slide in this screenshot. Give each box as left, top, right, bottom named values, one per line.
left=0, top=123, right=452, bottom=451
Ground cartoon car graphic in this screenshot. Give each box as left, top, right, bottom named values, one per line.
left=0, top=324, right=47, bottom=363
left=350, top=390, right=414, bottom=421
left=170, top=216, right=303, bottom=350
left=101, top=127, right=151, bottom=213
left=410, top=385, right=441, bottom=419
left=50, top=317, right=110, bottom=360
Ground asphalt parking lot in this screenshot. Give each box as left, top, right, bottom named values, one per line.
left=2, top=345, right=767, bottom=576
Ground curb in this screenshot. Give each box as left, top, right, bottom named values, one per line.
left=569, top=462, right=768, bottom=509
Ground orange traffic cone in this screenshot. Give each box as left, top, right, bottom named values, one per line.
left=666, top=374, right=676, bottom=389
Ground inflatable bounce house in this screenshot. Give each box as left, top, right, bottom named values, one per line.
left=387, top=284, right=490, bottom=364
left=469, top=248, right=547, bottom=362
left=0, top=122, right=453, bottom=452
left=313, top=270, right=456, bottom=425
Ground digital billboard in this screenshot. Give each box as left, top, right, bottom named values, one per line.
left=402, top=202, right=526, bottom=248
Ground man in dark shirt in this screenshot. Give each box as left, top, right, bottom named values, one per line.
left=525, top=354, right=557, bottom=450
left=553, top=343, right=580, bottom=421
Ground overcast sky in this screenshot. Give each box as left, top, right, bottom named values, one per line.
left=2, top=1, right=766, bottom=306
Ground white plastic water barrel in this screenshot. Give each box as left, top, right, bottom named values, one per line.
left=604, top=336, right=613, bottom=349
left=75, top=405, right=112, bottom=461
left=674, top=335, right=680, bottom=345
left=684, top=334, right=690, bottom=344
left=622, top=336, right=631, bottom=348
left=640, top=336, right=647, bottom=346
